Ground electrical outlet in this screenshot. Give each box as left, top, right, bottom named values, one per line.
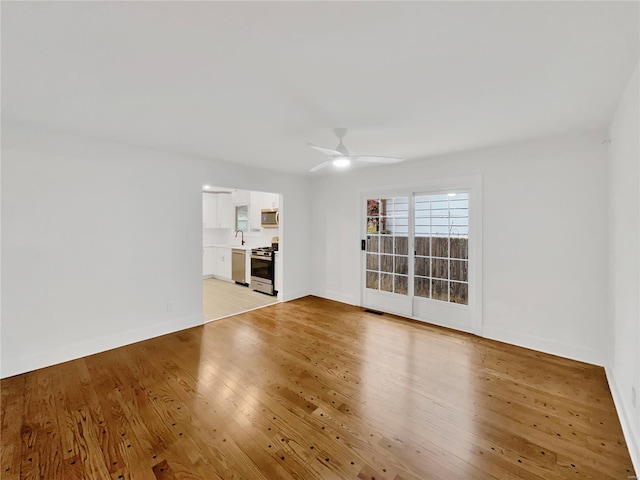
left=632, top=386, right=637, bottom=408
left=166, top=302, right=173, bottom=312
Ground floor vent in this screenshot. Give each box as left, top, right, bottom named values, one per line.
left=363, top=309, right=384, bottom=315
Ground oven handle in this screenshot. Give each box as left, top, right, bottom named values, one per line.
left=251, top=255, right=273, bottom=261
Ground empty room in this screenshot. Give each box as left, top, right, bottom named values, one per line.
left=1, top=1, right=639, bottom=479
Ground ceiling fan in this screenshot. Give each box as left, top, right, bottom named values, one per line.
left=308, top=128, right=405, bottom=172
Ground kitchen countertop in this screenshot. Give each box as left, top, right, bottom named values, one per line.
left=203, top=244, right=262, bottom=250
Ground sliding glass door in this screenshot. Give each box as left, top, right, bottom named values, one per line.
left=362, top=181, right=481, bottom=333
left=411, top=191, right=472, bottom=331
left=362, top=195, right=413, bottom=317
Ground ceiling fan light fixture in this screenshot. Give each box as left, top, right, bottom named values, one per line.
left=308, top=128, right=404, bottom=172
left=332, top=157, right=351, bottom=168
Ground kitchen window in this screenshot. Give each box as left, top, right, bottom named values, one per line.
left=235, top=205, right=249, bottom=232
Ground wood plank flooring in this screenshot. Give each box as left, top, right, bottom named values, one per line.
left=203, top=278, right=278, bottom=321
left=1, top=296, right=634, bottom=479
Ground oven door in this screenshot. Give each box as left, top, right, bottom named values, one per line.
left=251, top=255, right=274, bottom=294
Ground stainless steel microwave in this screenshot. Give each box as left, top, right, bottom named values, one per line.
left=261, top=209, right=279, bottom=228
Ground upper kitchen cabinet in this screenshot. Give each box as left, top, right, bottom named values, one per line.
left=217, top=194, right=233, bottom=228
left=249, top=191, right=280, bottom=231
left=231, top=189, right=250, bottom=206
left=261, top=192, right=279, bottom=209
left=203, top=193, right=218, bottom=228
left=203, top=193, right=233, bottom=229
left=226, top=189, right=280, bottom=231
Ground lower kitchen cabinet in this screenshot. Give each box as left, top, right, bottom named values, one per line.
left=217, top=195, right=234, bottom=229
left=203, top=246, right=232, bottom=280
left=203, top=247, right=215, bottom=276
left=274, top=252, right=282, bottom=295
left=214, top=247, right=232, bottom=280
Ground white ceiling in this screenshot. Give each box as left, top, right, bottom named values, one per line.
left=2, top=1, right=638, bottom=175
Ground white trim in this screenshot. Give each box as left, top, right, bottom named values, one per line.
left=468, top=176, right=483, bottom=336
left=482, top=324, right=606, bottom=366
left=408, top=314, right=475, bottom=334
left=359, top=175, right=479, bottom=198
left=363, top=290, right=413, bottom=318
left=1, top=314, right=203, bottom=379
left=203, top=301, right=279, bottom=323
left=203, top=275, right=235, bottom=282
left=282, top=288, right=312, bottom=302
left=606, top=367, right=640, bottom=474
left=315, top=289, right=359, bottom=306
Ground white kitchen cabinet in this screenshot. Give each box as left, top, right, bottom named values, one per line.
left=263, top=192, right=279, bottom=209
left=232, top=189, right=250, bottom=205
left=203, top=247, right=216, bottom=276
left=274, top=252, right=282, bottom=296
left=203, top=193, right=234, bottom=229
left=245, top=250, right=252, bottom=283
left=249, top=192, right=263, bottom=231
left=217, top=194, right=233, bottom=229
left=214, top=247, right=232, bottom=280
left=248, top=191, right=279, bottom=231
left=203, top=193, right=218, bottom=228
left=203, top=246, right=232, bottom=279
left=214, top=190, right=280, bottom=231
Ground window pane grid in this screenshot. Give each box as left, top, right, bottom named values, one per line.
left=413, top=192, right=469, bottom=305
left=367, top=194, right=469, bottom=303
left=365, top=197, right=410, bottom=296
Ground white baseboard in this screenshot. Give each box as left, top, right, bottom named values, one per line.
left=408, top=315, right=475, bottom=334
left=311, top=296, right=605, bottom=366
left=282, top=288, right=312, bottom=302
left=606, top=367, right=640, bottom=473
left=482, top=325, right=605, bottom=366
left=203, top=301, right=280, bottom=323
left=1, top=314, right=203, bottom=379
left=309, top=295, right=605, bottom=366
left=312, top=289, right=359, bottom=306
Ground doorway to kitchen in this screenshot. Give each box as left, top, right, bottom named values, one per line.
left=361, top=176, right=482, bottom=334
left=202, top=185, right=282, bottom=322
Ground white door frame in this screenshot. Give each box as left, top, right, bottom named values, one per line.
left=360, top=175, right=483, bottom=335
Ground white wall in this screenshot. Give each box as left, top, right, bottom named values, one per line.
left=203, top=228, right=230, bottom=246
left=608, top=63, right=640, bottom=470
left=0, top=123, right=312, bottom=378
left=311, top=129, right=609, bottom=366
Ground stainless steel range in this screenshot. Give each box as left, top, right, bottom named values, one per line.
left=250, top=247, right=276, bottom=296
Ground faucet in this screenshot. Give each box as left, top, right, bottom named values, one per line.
left=235, top=229, right=245, bottom=246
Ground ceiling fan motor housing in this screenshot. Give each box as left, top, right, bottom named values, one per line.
left=308, top=127, right=404, bottom=172
left=333, top=128, right=349, bottom=155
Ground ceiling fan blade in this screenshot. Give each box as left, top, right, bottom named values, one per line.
left=310, top=160, right=332, bottom=172
left=353, top=155, right=405, bottom=164
left=308, top=143, right=343, bottom=157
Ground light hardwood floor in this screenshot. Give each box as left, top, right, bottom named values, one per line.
left=1, top=296, right=634, bottom=479
left=203, top=277, right=278, bottom=321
